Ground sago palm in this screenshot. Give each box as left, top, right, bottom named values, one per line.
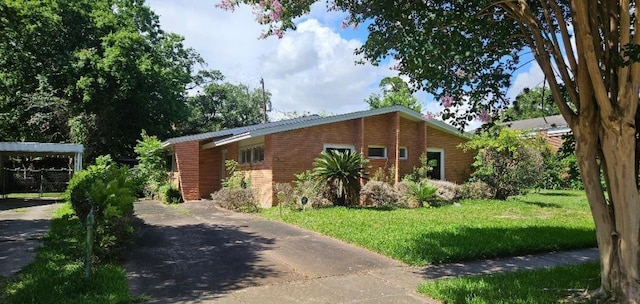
left=313, top=150, right=368, bottom=207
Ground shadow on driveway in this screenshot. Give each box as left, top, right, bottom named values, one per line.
left=124, top=205, right=283, bottom=303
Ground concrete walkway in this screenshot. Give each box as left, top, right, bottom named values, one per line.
left=0, top=198, right=61, bottom=277
left=124, top=200, right=599, bottom=304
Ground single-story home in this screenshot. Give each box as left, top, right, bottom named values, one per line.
left=162, top=105, right=475, bottom=206
left=502, top=114, right=570, bottom=150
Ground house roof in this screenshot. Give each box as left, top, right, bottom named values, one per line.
left=0, top=142, right=84, bottom=155
left=501, top=115, right=568, bottom=131
left=162, top=105, right=469, bottom=149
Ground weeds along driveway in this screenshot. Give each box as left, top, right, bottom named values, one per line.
left=124, top=200, right=432, bottom=304
left=0, top=198, right=60, bottom=277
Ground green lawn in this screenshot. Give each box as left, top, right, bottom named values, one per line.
left=261, top=190, right=596, bottom=265
left=3, top=192, right=64, bottom=199
left=0, top=203, right=132, bottom=304
left=418, top=262, right=600, bottom=304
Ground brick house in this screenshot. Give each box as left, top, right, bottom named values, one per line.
left=502, top=115, right=570, bottom=150
left=162, top=106, right=475, bottom=206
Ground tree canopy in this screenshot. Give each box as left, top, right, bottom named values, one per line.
left=365, top=76, right=422, bottom=112
left=0, top=0, right=202, bottom=159
left=502, top=86, right=561, bottom=121
left=222, top=0, right=640, bottom=300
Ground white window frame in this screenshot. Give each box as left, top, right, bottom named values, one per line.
left=426, top=148, right=445, bottom=180
left=399, top=147, right=408, bottom=160
left=323, top=144, right=355, bottom=154
left=239, top=144, right=265, bottom=164
left=367, top=145, right=387, bottom=159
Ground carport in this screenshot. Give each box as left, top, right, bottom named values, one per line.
left=0, top=142, right=83, bottom=198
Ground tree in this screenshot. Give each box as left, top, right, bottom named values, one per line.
left=502, top=86, right=561, bottom=121
left=462, top=127, right=547, bottom=199
left=0, top=0, right=202, bottom=160
left=184, top=76, right=272, bottom=134
left=221, top=0, right=640, bottom=300
left=366, top=76, right=422, bottom=112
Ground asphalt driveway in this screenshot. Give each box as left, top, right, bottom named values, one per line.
left=124, top=200, right=432, bottom=303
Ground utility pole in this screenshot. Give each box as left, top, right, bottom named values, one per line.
left=260, top=78, right=267, bottom=123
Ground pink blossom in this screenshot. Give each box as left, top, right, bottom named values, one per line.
left=478, top=110, right=491, bottom=123
left=274, top=29, right=284, bottom=39
left=423, top=112, right=435, bottom=120
left=441, top=95, right=454, bottom=108
left=350, top=22, right=358, bottom=29
left=341, top=20, right=348, bottom=29
left=455, top=68, right=466, bottom=78
left=270, top=0, right=283, bottom=21
left=215, top=0, right=236, bottom=11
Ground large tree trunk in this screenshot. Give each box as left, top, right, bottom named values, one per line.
left=600, top=118, right=640, bottom=302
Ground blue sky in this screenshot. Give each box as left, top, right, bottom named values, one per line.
left=146, top=1, right=545, bottom=129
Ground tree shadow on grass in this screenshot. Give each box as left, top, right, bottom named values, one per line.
left=406, top=226, right=596, bottom=272
left=124, top=214, right=281, bottom=303
left=518, top=200, right=562, bottom=208
left=536, top=191, right=582, bottom=197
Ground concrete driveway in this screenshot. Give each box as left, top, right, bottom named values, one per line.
left=124, top=200, right=433, bottom=303
left=0, top=198, right=60, bottom=277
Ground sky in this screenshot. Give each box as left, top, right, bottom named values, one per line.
left=146, top=0, right=545, bottom=130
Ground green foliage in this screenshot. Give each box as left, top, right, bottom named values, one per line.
left=184, top=77, right=272, bottom=134
left=370, top=166, right=395, bottom=184
left=461, top=127, right=547, bottom=199
left=313, top=150, right=368, bottom=207
left=360, top=181, right=401, bottom=208
left=419, top=262, right=600, bottom=304
left=365, top=76, right=422, bottom=112
left=221, top=160, right=250, bottom=189
left=65, top=155, right=137, bottom=259
left=261, top=190, right=595, bottom=266
left=404, top=180, right=438, bottom=207
left=404, top=153, right=432, bottom=182
left=133, top=130, right=167, bottom=197
left=428, top=179, right=463, bottom=206
left=502, top=86, right=562, bottom=121
left=0, top=0, right=202, bottom=159
left=1, top=203, right=131, bottom=303
left=158, top=183, right=182, bottom=204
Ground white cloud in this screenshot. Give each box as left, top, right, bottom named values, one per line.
left=146, top=0, right=393, bottom=118
left=507, top=62, right=545, bottom=100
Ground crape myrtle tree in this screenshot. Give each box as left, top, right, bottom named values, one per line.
left=218, top=0, right=640, bottom=301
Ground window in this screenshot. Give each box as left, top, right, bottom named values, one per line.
left=426, top=149, right=444, bottom=180
left=367, top=146, right=387, bottom=159
left=239, top=145, right=264, bottom=164
left=323, top=144, right=355, bottom=154
left=399, top=147, right=408, bottom=159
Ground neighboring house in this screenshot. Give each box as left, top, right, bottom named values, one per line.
left=502, top=114, right=570, bottom=150
left=162, top=106, right=475, bottom=206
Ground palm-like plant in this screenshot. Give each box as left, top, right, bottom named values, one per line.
left=313, top=150, right=368, bottom=207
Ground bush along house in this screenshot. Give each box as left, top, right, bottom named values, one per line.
left=162, top=105, right=475, bottom=207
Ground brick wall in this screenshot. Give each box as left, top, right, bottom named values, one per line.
left=174, top=141, right=200, bottom=201
left=425, top=126, right=474, bottom=184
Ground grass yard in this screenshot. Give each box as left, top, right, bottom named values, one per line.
left=418, top=262, right=600, bottom=304
left=3, top=192, right=64, bottom=199
left=0, top=203, right=132, bottom=304
left=261, top=190, right=596, bottom=265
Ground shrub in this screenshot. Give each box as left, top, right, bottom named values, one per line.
left=158, top=183, right=182, bottom=204
left=65, top=155, right=137, bottom=260
left=274, top=182, right=296, bottom=207
left=313, top=150, right=368, bottom=206
left=461, top=127, right=546, bottom=199
left=212, top=188, right=259, bottom=212
left=404, top=153, right=432, bottom=182
left=403, top=180, right=437, bottom=207
left=460, top=181, right=495, bottom=200
left=428, top=179, right=462, bottom=206
left=370, top=166, right=395, bottom=184
left=360, top=181, right=401, bottom=208
left=221, top=160, right=250, bottom=189
left=132, top=130, right=167, bottom=197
